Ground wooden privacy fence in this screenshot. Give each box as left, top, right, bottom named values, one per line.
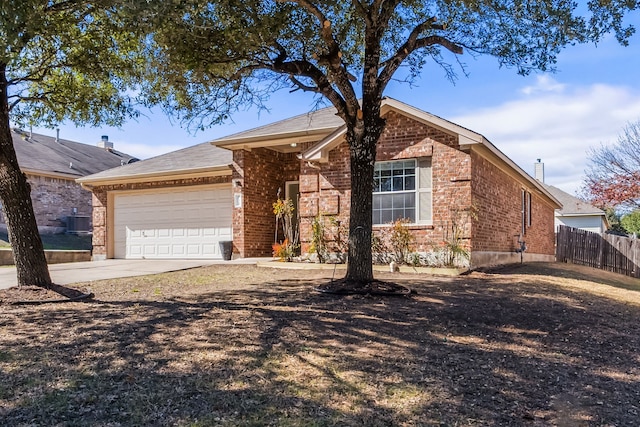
left=556, top=225, right=640, bottom=278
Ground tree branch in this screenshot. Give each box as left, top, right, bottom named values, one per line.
left=276, top=0, right=357, bottom=113
left=288, top=75, right=320, bottom=93
left=377, top=19, right=463, bottom=94
left=268, top=58, right=348, bottom=118
left=351, top=0, right=369, bottom=25
left=377, top=0, right=402, bottom=28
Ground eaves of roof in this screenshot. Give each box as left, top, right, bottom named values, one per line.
left=77, top=165, right=232, bottom=188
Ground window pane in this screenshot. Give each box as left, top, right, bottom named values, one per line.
left=380, top=177, right=391, bottom=192
left=381, top=209, right=393, bottom=224
left=381, top=195, right=392, bottom=209
left=405, top=175, right=415, bottom=191
left=406, top=192, right=415, bottom=207
left=405, top=209, right=415, bottom=222
left=393, top=176, right=403, bottom=191
left=419, top=158, right=432, bottom=189
left=392, top=193, right=406, bottom=209
left=419, top=191, right=432, bottom=221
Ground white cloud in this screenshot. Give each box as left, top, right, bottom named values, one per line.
left=452, top=79, right=640, bottom=196
left=520, top=75, right=566, bottom=95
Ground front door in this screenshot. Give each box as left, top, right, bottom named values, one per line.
left=285, top=181, right=300, bottom=240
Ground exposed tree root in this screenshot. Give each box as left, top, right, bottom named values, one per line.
left=314, top=278, right=411, bottom=296
left=9, top=283, right=94, bottom=305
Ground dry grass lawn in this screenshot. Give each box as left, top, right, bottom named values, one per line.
left=1, top=262, right=639, bottom=426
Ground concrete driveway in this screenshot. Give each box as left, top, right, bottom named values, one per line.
left=0, top=258, right=265, bottom=290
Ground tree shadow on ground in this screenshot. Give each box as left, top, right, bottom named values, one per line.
left=1, top=267, right=639, bottom=425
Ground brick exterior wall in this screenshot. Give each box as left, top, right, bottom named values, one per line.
left=0, top=173, right=92, bottom=234
left=375, top=111, right=473, bottom=253
left=299, top=141, right=351, bottom=253
left=297, top=111, right=474, bottom=255
left=84, top=109, right=556, bottom=265
left=90, top=175, right=231, bottom=258
left=470, top=151, right=556, bottom=256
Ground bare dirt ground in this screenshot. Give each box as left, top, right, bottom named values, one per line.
left=1, top=262, right=639, bottom=426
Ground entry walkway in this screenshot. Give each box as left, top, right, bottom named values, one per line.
left=0, top=258, right=266, bottom=290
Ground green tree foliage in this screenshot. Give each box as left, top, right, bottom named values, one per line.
left=604, top=207, right=628, bottom=236
left=1, top=1, right=146, bottom=287
left=621, top=210, right=640, bottom=235
left=142, top=0, right=637, bottom=283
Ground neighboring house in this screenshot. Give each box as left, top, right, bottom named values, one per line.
left=79, top=98, right=561, bottom=267
left=533, top=161, right=609, bottom=233
left=1, top=129, right=137, bottom=234
left=544, top=185, right=608, bottom=233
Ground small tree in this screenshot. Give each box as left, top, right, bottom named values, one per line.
left=388, top=218, right=414, bottom=265
left=621, top=210, right=640, bottom=236
left=583, top=120, right=640, bottom=210
left=604, top=208, right=628, bottom=236
left=310, top=213, right=348, bottom=263
left=273, top=198, right=299, bottom=260
left=441, top=206, right=477, bottom=267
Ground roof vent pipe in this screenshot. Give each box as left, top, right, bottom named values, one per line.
left=97, top=135, right=114, bottom=150
left=534, top=159, right=545, bottom=183
left=56, top=128, right=60, bottom=143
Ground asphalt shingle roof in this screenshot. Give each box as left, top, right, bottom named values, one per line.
left=211, top=105, right=343, bottom=143
left=11, top=128, right=137, bottom=177
left=542, top=184, right=604, bottom=216
left=77, top=141, right=232, bottom=181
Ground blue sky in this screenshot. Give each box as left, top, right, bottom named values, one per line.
left=36, top=25, right=640, bottom=197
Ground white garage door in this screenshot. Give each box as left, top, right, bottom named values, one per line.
left=113, top=186, right=232, bottom=259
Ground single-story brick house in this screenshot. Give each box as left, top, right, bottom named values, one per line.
left=1, top=129, right=137, bottom=234
left=78, top=98, right=561, bottom=267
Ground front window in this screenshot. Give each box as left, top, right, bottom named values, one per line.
left=373, top=159, right=432, bottom=225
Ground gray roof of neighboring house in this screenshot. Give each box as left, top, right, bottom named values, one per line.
left=11, top=128, right=137, bottom=177
left=77, top=141, right=232, bottom=182
left=542, top=184, right=605, bottom=216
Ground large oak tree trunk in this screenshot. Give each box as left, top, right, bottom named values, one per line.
left=0, top=65, right=52, bottom=288
left=344, top=100, right=385, bottom=283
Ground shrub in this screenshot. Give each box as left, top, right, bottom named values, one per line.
left=309, top=213, right=347, bottom=263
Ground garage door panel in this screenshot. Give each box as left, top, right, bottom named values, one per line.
left=114, top=187, right=232, bottom=259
